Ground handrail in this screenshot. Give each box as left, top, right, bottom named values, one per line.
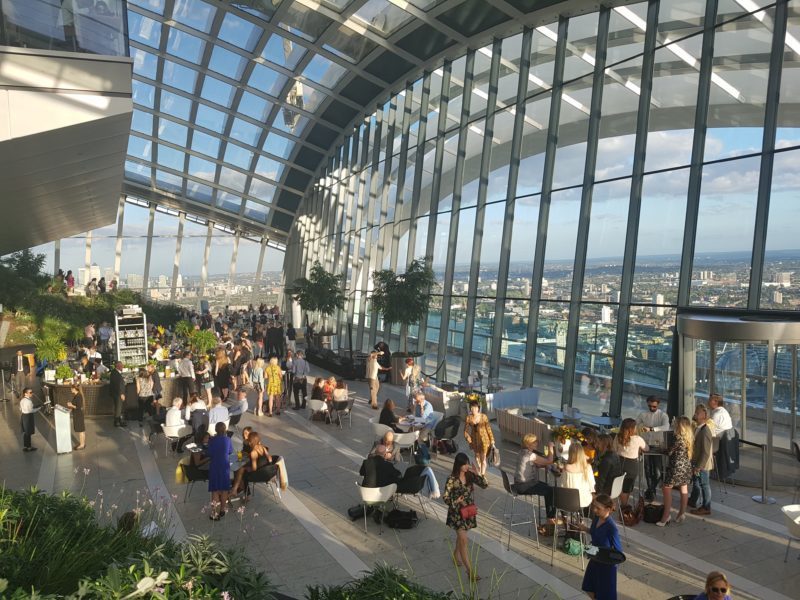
left=739, top=438, right=775, bottom=505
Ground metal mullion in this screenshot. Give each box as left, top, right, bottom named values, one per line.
left=332, top=138, right=351, bottom=275
left=376, top=99, right=399, bottom=343
left=490, top=28, right=532, bottom=385
left=389, top=83, right=414, bottom=274
left=436, top=50, right=476, bottom=376
left=460, top=39, right=502, bottom=382
left=562, top=7, right=610, bottom=408
left=610, top=0, right=661, bottom=419
left=349, top=123, right=371, bottom=339
left=142, top=204, right=156, bottom=295
left=170, top=211, right=185, bottom=302
left=416, top=62, right=452, bottom=356
left=677, top=0, right=720, bottom=306
left=523, top=16, right=569, bottom=388
left=357, top=114, right=382, bottom=345
left=253, top=237, right=267, bottom=304
left=341, top=131, right=361, bottom=329
left=749, top=0, right=787, bottom=309
left=404, top=73, right=431, bottom=273
left=368, top=106, right=391, bottom=345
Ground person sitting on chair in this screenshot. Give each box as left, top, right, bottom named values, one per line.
left=359, top=447, right=402, bottom=488
left=511, top=433, right=557, bottom=524
left=229, top=389, right=249, bottom=417
left=165, top=399, right=192, bottom=453
left=369, top=431, right=401, bottom=462
left=208, top=397, right=229, bottom=428
left=379, top=398, right=402, bottom=433
left=231, top=431, right=279, bottom=497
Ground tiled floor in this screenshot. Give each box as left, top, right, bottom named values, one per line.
left=1, top=367, right=798, bottom=600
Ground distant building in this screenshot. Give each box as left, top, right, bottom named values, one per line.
left=775, top=272, right=792, bottom=286
left=773, top=290, right=783, bottom=305
left=127, top=273, right=143, bottom=289
left=601, top=305, right=614, bottom=324
left=652, top=294, right=665, bottom=316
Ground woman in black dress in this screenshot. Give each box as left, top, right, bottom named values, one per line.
left=213, top=349, right=232, bottom=401
left=66, top=384, right=86, bottom=450
left=443, top=452, right=488, bottom=582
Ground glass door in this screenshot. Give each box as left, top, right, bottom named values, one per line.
left=743, top=342, right=768, bottom=446
left=714, top=341, right=743, bottom=433
left=773, top=344, right=797, bottom=451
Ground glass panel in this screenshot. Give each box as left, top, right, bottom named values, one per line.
left=487, top=109, right=514, bottom=202
left=209, top=45, right=248, bottom=79
left=563, top=13, right=599, bottom=82
left=187, top=181, right=213, bottom=204
left=157, top=118, right=188, bottom=147
left=552, top=74, right=593, bottom=189
left=166, top=28, right=205, bottom=63
left=128, top=11, right=160, bottom=48
left=516, top=95, right=550, bottom=197
left=162, top=61, right=198, bottom=94
left=533, top=301, right=570, bottom=412
left=201, top=75, right=236, bottom=108
left=632, top=168, right=688, bottom=304
left=352, top=0, right=413, bottom=36
left=623, top=306, right=676, bottom=417
left=499, top=298, right=527, bottom=389
left=249, top=64, right=287, bottom=98
left=541, top=188, right=581, bottom=300
left=156, top=145, right=184, bottom=171
left=132, top=80, right=155, bottom=108
left=218, top=12, right=262, bottom=52
left=761, top=149, right=800, bottom=309
left=239, top=92, right=272, bottom=122
left=172, top=0, right=215, bottom=32
left=131, top=110, right=153, bottom=135
left=262, top=33, right=306, bottom=69
left=690, top=156, right=760, bottom=307
left=583, top=179, right=630, bottom=299
left=195, top=104, right=227, bottom=133
left=219, top=167, right=247, bottom=193
left=120, top=202, right=151, bottom=290
left=302, top=54, right=348, bottom=88
left=131, top=48, right=157, bottom=79
left=279, top=3, right=333, bottom=42
left=176, top=219, right=208, bottom=305
left=508, top=195, right=539, bottom=284
left=264, top=132, right=294, bottom=159
left=573, top=303, right=617, bottom=416
left=160, top=91, right=192, bottom=121
left=191, top=131, right=221, bottom=158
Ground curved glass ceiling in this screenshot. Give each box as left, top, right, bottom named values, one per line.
left=123, top=0, right=579, bottom=241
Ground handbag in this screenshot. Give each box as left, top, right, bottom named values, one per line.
left=621, top=496, right=644, bottom=527
left=459, top=503, right=478, bottom=520
left=488, top=445, right=501, bottom=467
left=563, top=538, right=583, bottom=556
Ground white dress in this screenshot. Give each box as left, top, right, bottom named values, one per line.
left=562, top=467, right=596, bottom=508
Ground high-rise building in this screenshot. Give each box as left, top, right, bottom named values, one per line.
left=127, top=274, right=143, bottom=290
left=775, top=272, right=792, bottom=286
left=652, top=294, right=665, bottom=316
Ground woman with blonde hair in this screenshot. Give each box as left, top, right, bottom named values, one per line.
left=213, top=349, right=232, bottom=401
left=657, top=415, right=694, bottom=526
left=264, top=356, right=284, bottom=417
left=251, top=357, right=265, bottom=416
left=696, top=571, right=732, bottom=600
left=562, top=442, right=596, bottom=509
left=613, top=418, right=648, bottom=507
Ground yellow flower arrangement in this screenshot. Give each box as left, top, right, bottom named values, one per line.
left=553, top=425, right=584, bottom=443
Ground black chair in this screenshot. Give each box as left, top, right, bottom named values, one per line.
left=432, top=415, right=461, bottom=455
left=332, top=398, right=354, bottom=429
left=792, top=438, right=800, bottom=503
left=500, top=470, right=538, bottom=550
left=550, top=487, right=587, bottom=569
left=227, top=412, right=242, bottom=436
left=189, top=409, right=209, bottom=435
left=394, top=464, right=428, bottom=518
left=180, top=462, right=209, bottom=503
left=245, top=463, right=282, bottom=503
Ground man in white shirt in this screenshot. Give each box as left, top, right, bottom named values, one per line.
left=165, top=399, right=191, bottom=453
left=366, top=351, right=387, bottom=409
left=20, top=388, right=41, bottom=451
left=636, top=395, right=671, bottom=500
left=708, top=394, right=733, bottom=436
left=176, top=351, right=195, bottom=402
left=208, top=397, right=229, bottom=428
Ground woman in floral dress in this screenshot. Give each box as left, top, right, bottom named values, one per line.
left=444, top=452, right=488, bottom=582
left=464, top=401, right=495, bottom=475
left=657, top=416, right=694, bottom=526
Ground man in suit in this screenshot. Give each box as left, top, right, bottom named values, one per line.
left=359, top=449, right=402, bottom=488
left=13, top=350, right=31, bottom=398
left=110, top=361, right=126, bottom=427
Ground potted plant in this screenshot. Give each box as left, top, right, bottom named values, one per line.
left=174, top=320, right=193, bottom=340
left=370, top=258, right=435, bottom=384
left=55, top=364, right=73, bottom=385
left=35, top=334, right=67, bottom=366
left=288, top=261, right=346, bottom=346
left=190, top=329, right=217, bottom=357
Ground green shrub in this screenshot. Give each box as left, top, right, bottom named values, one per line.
left=306, top=564, right=452, bottom=600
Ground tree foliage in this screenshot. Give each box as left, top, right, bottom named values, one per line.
left=370, top=259, right=435, bottom=328
left=1, top=249, right=47, bottom=281
left=289, top=261, right=346, bottom=318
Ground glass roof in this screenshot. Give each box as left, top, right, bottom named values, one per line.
left=123, top=0, right=576, bottom=241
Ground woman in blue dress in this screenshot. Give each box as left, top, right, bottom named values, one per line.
left=581, top=494, right=622, bottom=600
left=207, top=421, right=233, bottom=521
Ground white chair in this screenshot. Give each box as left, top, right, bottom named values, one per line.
left=369, top=417, right=392, bottom=440
left=162, top=423, right=192, bottom=455
left=393, top=430, right=420, bottom=462
left=609, top=474, right=628, bottom=546
left=355, top=482, right=397, bottom=535
left=307, top=399, right=330, bottom=423
left=782, top=504, right=800, bottom=562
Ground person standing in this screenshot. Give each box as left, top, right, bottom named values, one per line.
left=13, top=350, right=30, bottom=398
left=176, top=351, right=195, bottom=402
left=20, top=388, right=41, bottom=452
left=292, top=351, right=310, bottom=409
left=66, top=384, right=86, bottom=450
left=580, top=494, right=623, bottom=600
left=636, top=395, right=671, bottom=500
left=66, top=270, right=75, bottom=294
left=97, top=277, right=106, bottom=294
left=264, top=356, right=283, bottom=417
left=109, top=361, right=126, bottom=427
left=690, top=404, right=715, bottom=517
left=708, top=394, right=733, bottom=436
left=366, top=351, right=386, bottom=410
left=658, top=416, right=694, bottom=526
left=443, top=452, right=488, bottom=582
left=282, top=350, right=294, bottom=405
left=464, top=400, right=495, bottom=476
left=207, top=421, right=233, bottom=521
left=613, top=418, right=648, bottom=507
left=286, top=323, right=297, bottom=352
left=135, top=367, right=154, bottom=427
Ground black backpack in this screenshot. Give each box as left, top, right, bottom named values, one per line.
left=384, top=509, right=419, bottom=529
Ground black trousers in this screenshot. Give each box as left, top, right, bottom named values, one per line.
left=112, top=395, right=125, bottom=422
left=293, top=377, right=307, bottom=407
left=511, top=480, right=556, bottom=519
left=138, top=396, right=155, bottom=422
left=178, top=376, right=193, bottom=401
left=644, top=454, right=664, bottom=495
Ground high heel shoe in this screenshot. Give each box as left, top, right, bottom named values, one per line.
left=675, top=513, right=686, bottom=523
left=656, top=517, right=671, bottom=527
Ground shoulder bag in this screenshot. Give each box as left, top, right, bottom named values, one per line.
left=459, top=503, right=478, bottom=520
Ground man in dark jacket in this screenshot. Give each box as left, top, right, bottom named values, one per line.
left=110, top=361, right=126, bottom=427
left=13, top=350, right=31, bottom=398
left=359, top=450, right=401, bottom=488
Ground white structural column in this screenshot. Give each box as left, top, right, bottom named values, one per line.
left=84, top=230, right=92, bottom=281
left=253, top=237, right=268, bottom=305
left=142, top=204, right=156, bottom=295
left=226, top=231, right=241, bottom=303
left=170, top=212, right=185, bottom=302
left=53, top=239, right=61, bottom=276
left=200, top=220, right=213, bottom=299
left=113, top=196, right=125, bottom=283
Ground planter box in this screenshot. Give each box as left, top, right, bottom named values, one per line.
left=496, top=407, right=552, bottom=447
left=422, top=385, right=462, bottom=418
left=51, top=383, right=113, bottom=416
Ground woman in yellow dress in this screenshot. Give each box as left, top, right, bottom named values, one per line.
left=264, top=356, right=284, bottom=417
left=464, top=400, right=495, bottom=476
